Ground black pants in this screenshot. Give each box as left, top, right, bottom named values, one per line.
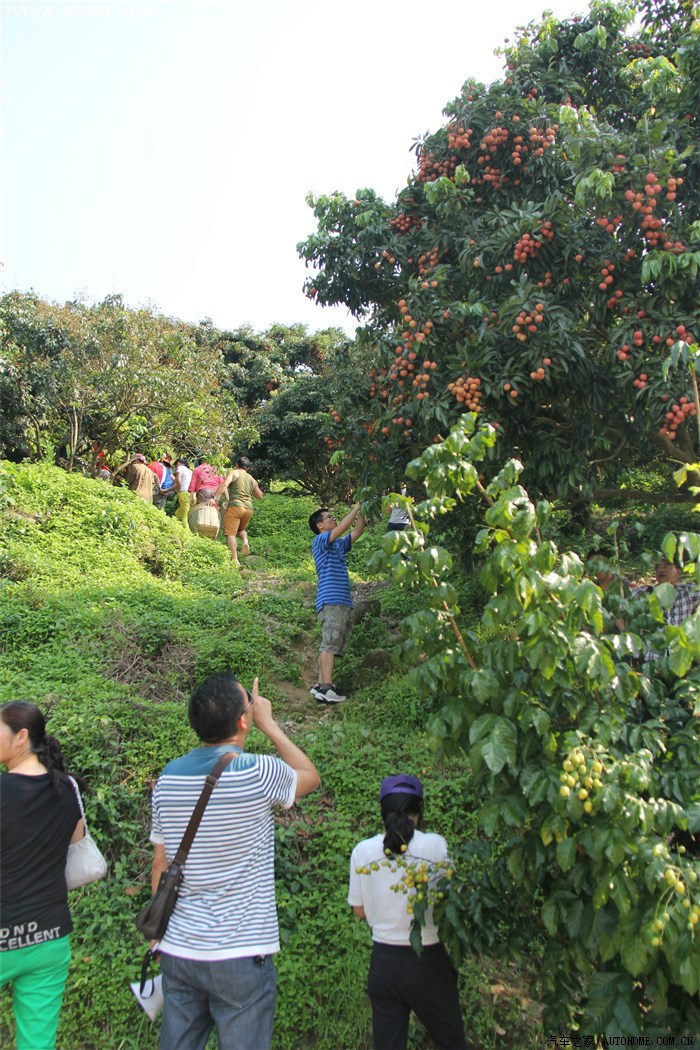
left=367, top=942, right=469, bottom=1050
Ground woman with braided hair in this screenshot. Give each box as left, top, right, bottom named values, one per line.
left=348, top=774, right=469, bottom=1050
left=0, top=701, right=85, bottom=1050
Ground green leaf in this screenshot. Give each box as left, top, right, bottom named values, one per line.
left=661, top=534, right=678, bottom=563
left=542, top=897, right=558, bottom=936
left=679, top=954, right=700, bottom=996
left=668, top=639, right=693, bottom=677
left=480, top=717, right=518, bottom=774
left=556, top=837, right=577, bottom=873
left=409, top=919, right=424, bottom=957
left=620, top=936, right=648, bottom=977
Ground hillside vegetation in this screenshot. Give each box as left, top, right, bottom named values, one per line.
left=0, top=462, right=532, bottom=1049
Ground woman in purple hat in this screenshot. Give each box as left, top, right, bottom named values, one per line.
left=348, top=774, right=469, bottom=1050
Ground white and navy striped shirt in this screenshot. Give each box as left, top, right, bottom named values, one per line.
left=150, top=745, right=296, bottom=960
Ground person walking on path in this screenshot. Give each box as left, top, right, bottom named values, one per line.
left=187, top=460, right=224, bottom=503
left=127, top=454, right=158, bottom=503
left=0, top=702, right=87, bottom=1050
left=147, top=456, right=175, bottom=511
left=308, top=502, right=365, bottom=704
left=348, top=774, right=469, bottom=1050
left=213, top=457, right=263, bottom=565
left=173, top=458, right=193, bottom=526
left=149, top=673, right=319, bottom=1050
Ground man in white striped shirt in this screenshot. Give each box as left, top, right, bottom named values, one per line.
left=150, top=673, right=319, bottom=1050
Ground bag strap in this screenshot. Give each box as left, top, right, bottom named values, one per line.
left=172, top=751, right=237, bottom=868
left=139, top=947, right=158, bottom=997
left=67, top=776, right=88, bottom=831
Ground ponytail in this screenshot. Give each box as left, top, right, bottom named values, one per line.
left=381, top=792, right=423, bottom=855
left=0, top=701, right=84, bottom=795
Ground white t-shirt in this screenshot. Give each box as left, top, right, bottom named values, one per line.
left=175, top=464, right=193, bottom=492
left=151, top=746, right=296, bottom=960
left=348, top=829, right=449, bottom=946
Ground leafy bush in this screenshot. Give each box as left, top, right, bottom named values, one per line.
left=1, top=461, right=531, bottom=1048
left=370, top=415, right=700, bottom=1036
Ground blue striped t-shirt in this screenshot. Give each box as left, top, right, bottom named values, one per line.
left=312, top=532, right=353, bottom=611
left=150, top=744, right=296, bottom=960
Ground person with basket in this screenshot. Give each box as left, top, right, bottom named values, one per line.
left=145, top=673, right=319, bottom=1050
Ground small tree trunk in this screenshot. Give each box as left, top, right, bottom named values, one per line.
left=66, top=406, right=79, bottom=473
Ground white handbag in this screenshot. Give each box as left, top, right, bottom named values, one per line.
left=65, top=776, right=108, bottom=890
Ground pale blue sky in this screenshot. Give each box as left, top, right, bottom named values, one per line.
left=3, top=0, right=578, bottom=334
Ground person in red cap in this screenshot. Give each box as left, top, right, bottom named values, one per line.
left=348, top=775, right=469, bottom=1050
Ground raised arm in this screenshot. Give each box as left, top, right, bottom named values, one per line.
left=250, top=678, right=320, bottom=798
left=350, top=513, right=365, bottom=543
left=329, top=503, right=361, bottom=544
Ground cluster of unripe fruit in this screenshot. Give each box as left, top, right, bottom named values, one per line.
left=559, top=748, right=603, bottom=814
left=390, top=213, right=423, bottom=234
left=650, top=844, right=699, bottom=944
left=660, top=396, right=697, bottom=440
left=447, top=374, right=482, bottom=410
left=355, top=852, right=454, bottom=915
left=512, top=303, right=546, bottom=342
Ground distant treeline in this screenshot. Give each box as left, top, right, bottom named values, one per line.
left=0, top=291, right=349, bottom=501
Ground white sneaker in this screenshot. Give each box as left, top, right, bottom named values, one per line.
left=310, top=685, right=347, bottom=704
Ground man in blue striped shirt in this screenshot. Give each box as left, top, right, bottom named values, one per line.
left=309, top=502, right=365, bottom=704
left=150, top=673, right=319, bottom=1050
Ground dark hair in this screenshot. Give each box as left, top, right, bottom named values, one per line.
left=0, top=701, right=80, bottom=794
left=174, top=458, right=190, bottom=468
left=236, top=456, right=251, bottom=470
left=189, top=673, right=246, bottom=743
left=309, top=508, right=328, bottom=534
left=381, top=792, right=423, bottom=855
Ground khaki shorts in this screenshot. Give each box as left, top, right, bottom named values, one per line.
left=319, top=604, right=353, bottom=656
left=224, top=505, right=253, bottom=537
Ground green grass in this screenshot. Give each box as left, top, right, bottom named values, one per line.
left=0, top=462, right=544, bottom=1049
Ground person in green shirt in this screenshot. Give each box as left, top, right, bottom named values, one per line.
left=213, top=457, right=263, bottom=565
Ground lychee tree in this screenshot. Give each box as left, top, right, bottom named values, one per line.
left=298, top=0, right=700, bottom=500
left=374, top=413, right=700, bottom=1035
